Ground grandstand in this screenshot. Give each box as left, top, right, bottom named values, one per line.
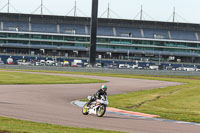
left=0, top=12, right=200, bottom=64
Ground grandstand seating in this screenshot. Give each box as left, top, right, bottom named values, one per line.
left=3, top=21, right=29, bottom=31
left=170, top=30, right=197, bottom=41
left=97, top=26, right=114, bottom=36
left=2, top=13, right=200, bottom=65
left=143, top=29, right=169, bottom=39
left=60, top=24, right=86, bottom=35
left=115, top=27, right=141, bottom=38
left=1, top=20, right=199, bottom=42
left=31, top=23, right=57, bottom=33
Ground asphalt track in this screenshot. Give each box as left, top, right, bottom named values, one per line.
left=0, top=71, right=200, bottom=133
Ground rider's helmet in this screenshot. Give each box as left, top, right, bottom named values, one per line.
left=101, top=85, right=107, bottom=92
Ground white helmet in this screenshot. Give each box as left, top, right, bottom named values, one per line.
left=101, top=85, right=107, bottom=91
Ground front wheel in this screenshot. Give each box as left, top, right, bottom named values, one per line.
left=96, top=105, right=106, bottom=117
left=82, top=103, right=89, bottom=115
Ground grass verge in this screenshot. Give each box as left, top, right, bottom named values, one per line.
left=0, top=71, right=106, bottom=84
left=0, top=116, right=122, bottom=133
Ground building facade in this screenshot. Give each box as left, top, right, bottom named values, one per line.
left=0, top=13, right=200, bottom=63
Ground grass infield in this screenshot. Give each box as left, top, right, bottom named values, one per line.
left=0, top=71, right=106, bottom=84
left=0, top=69, right=200, bottom=132
left=0, top=117, right=122, bottom=133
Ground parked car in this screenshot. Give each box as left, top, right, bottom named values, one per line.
left=132, top=64, right=139, bottom=69
left=108, top=63, right=118, bottom=69
left=71, top=60, right=83, bottom=67
left=17, top=59, right=31, bottom=65
left=40, top=60, right=46, bottom=66
left=63, top=61, right=70, bottom=67
left=46, top=60, right=55, bottom=66
left=95, top=63, right=103, bottom=68
left=183, top=67, right=196, bottom=71
left=149, top=65, right=159, bottom=70
left=119, top=64, right=130, bottom=69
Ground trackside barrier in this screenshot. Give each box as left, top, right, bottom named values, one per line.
left=0, top=64, right=200, bottom=76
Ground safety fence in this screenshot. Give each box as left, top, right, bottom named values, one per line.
left=0, top=64, right=200, bottom=76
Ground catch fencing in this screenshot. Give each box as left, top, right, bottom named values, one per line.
left=0, top=64, right=200, bottom=76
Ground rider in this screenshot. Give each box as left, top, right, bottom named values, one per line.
left=87, top=85, right=107, bottom=106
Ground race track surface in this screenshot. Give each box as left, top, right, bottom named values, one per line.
left=0, top=71, right=199, bottom=133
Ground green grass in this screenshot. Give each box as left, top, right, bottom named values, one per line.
left=3, top=69, right=200, bottom=123
left=0, top=116, right=122, bottom=133
left=1, top=69, right=200, bottom=132
left=0, top=71, right=106, bottom=84
left=0, top=70, right=119, bottom=133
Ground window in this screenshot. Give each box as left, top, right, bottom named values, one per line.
left=32, top=35, right=42, bottom=39
left=97, top=38, right=109, bottom=43
left=0, top=33, right=7, bottom=37
left=8, top=33, right=18, bottom=38
left=64, top=29, right=76, bottom=34
left=64, top=36, right=75, bottom=41
left=75, top=37, right=87, bottom=42
left=75, top=43, right=85, bottom=47
left=53, top=36, right=63, bottom=40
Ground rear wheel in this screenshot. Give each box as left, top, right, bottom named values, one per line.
left=82, top=103, right=89, bottom=115
left=96, top=105, right=106, bottom=117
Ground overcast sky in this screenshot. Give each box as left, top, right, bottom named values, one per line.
left=0, top=0, right=199, bottom=23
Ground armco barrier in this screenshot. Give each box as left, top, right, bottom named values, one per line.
left=0, top=64, right=200, bottom=76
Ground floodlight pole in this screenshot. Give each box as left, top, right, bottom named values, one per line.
left=140, top=5, right=143, bottom=20
left=89, top=0, right=98, bottom=67
left=107, top=3, right=110, bottom=18
left=8, top=0, right=10, bottom=13
left=173, top=7, right=175, bottom=22
left=74, top=1, right=77, bottom=16
left=41, top=0, right=43, bottom=15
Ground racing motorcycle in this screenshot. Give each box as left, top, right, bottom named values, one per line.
left=82, top=94, right=109, bottom=117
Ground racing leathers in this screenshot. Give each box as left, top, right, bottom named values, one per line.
left=87, top=88, right=107, bottom=106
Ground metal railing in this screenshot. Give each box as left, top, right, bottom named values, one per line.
left=0, top=64, right=200, bottom=76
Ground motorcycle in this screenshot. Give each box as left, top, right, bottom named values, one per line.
left=82, top=95, right=109, bottom=117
